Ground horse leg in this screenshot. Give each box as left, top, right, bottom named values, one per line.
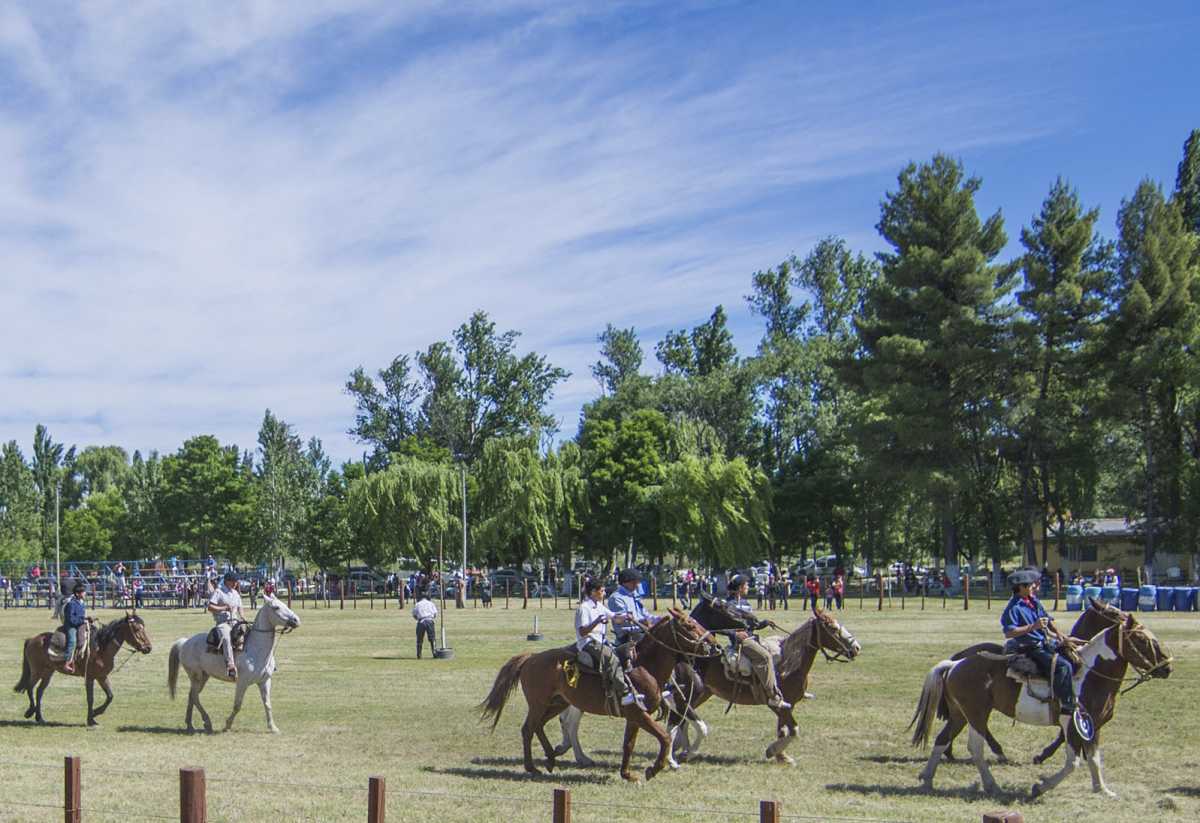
left=1084, top=739, right=1116, bottom=798
left=919, top=713, right=965, bottom=790
left=1031, top=742, right=1079, bottom=798
left=259, top=677, right=279, bottom=733
left=1033, top=730, right=1064, bottom=765
left=967, top=726, right=1000, bottom=795
left=189, top=673, right=213, bottom=733
left=223, top=677, right=249, bottom=731
left=86, top=676, right=97, bottom=726
left=638, top=711, right=673, bottom=781
left=92, top=675, right=113, bottom=719
left=34, top=675, right=51, bottom=724
left=556, top=706, right=595, bottom=767
left=766, top=708, right=798, bottom=765
left=619, top=718, right=641, bottom=782
left=533, top=704, right=565, bottom=772
left=520, top=709, right=541, bottom=775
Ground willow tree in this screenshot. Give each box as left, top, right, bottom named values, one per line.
left=655, top=453, right=772, bottom=569
left=348, top=456, right=461, bottom=569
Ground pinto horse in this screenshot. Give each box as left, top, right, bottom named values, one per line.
left=478, top=609, right=718, bottom=782
left=910, top=611, right=1172, bottom=798
left=556, top=601, right=861, bottom=766
left=14, top=612, right=153, bottom=725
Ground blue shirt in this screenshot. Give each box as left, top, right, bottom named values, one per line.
left=1000, top=595, right=1050, bottom=644
left=65, top=597, right=86, bottom=628
left=608, top=586, right=650, bottom=642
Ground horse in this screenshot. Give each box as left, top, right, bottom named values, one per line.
left=167, top=594, right=300, bottom=734
left=477, top=608, right=719, bottom=782
left=556, top=599, right=862, bottom=766
left=910, top=611, right=1172, bottom=798
left=14, top=612, right=153, bottom=726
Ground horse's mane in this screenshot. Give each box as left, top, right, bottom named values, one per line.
left=94, top=617, right=122, bottom=646
left=777, top=614, right=841, bottom=679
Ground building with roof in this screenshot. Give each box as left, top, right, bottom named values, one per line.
left=1036, top=517, right=1197, bottom=583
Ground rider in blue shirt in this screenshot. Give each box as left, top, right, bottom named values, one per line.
left=607, top=568, right=659, bottom=644
left=1002, top=567, right=1088, bottom=734
left=62, top=581, right=87, bottom=673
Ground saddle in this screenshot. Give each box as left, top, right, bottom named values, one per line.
left=978, top=648, right=1055, bottom=704
left=207, top=622, right=248, bottom=656
left=46, top=621, right=93, bottom=666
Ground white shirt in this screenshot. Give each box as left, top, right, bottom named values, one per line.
left=412, top=599, right=438, bottom=621
left=575, top=599, right=614, bottom=651
left=208, top=585, right=243, bottom=624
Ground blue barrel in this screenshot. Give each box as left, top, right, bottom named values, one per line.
left=1156, top=586, right=1174, bottom=611
left=1100, top=585, right=1119, bottom=605
left=1186, top=588, right=1200, bottom=612
left=1120, top=588, right=1139, bottom=611
left=1084, top=585, right=1102, bottom=605
left=1138, top=585, right=1157, bottom=611
left=1065, top=585, right=1083, bottom=611
left=1170, top=587, right=1190, bottom=611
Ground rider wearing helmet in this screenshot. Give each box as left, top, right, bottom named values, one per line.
left=208, top=571, right=244, bottom=679
left=62, top=581, right=88, bottom=673
left=725, top=574, right=790, bottom=710
left=1002, top=567, right=1091, bottom=737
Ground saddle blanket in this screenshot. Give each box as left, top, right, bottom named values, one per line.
left=206, top=623, right=248, bottom=656
left=46, top=622, right=92, bottom=667
left=720, top=636, right=783, bottom=682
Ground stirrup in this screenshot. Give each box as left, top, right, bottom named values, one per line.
left=1071, top=708, right=1094, bottom=741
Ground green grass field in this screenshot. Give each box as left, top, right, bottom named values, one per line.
left=0, top=596, right=1196, bottom=823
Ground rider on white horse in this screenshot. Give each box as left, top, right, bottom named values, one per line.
left=208, top=571, right=243, bottom=679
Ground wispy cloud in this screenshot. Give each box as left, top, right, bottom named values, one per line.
left=0, top=1, right=1124, bottom=459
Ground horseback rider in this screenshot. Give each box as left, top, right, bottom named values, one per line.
left=724, top=574, right=790, bottom=710
left=207, top=570, right=244, bottom=679
left=607, top=568, right=659, bottom=644
left=1001, top=567, right=1090, bottom=735
left=576, top=576, right=644, bottom=709
left=62, top=581, right=88, bottom=673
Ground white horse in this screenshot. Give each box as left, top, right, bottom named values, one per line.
left=167, top=595, right=300, bottom=733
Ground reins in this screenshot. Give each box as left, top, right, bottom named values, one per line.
left=635, top=619, right=720, bottom=661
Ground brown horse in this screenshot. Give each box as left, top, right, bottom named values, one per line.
left=13, top=612, right=153, bottom=726
left=478, top=609, right=718, bottom=782
left=668, top=606, right=861, bottom=764
left=910, top=612, right=1172, bottom=798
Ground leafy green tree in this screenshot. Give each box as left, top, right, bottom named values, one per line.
left=30, top=425, right=74, bottom=553
left=298, top=469, right=355, bottom=574
left=1175, top=129, right=1200, bottom=234
left=255, top=410, right=316, bottom=564
left=1105, top=180, right=1200, bottom=572
left=592, top=324, right=644, bottom=395
left=161, top=436, right=258, bottom=561
left=347, top=456, right=461, bottom=568
left=60, top=488, right=126, bottom=560
left=121, top=451, right=166, bottom=557
left=345, top=356, right=421, bottom=462
left=849, top=155, right=1017, bottom=573
left=0, top=441, right=40, bottom=563
left=73, top=446, right=131, bottom=497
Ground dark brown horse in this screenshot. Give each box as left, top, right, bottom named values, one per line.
left=14, top=612, right=153, bottom=725
left=910, top=612, right=1171, bottom=798
left=478, top=609, right=718, bottom=782
left=668, top=605, right=861, bottom=764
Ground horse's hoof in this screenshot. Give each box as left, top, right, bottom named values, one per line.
left=577, top=757, right=596, bottom=768
left=919, top=779, right=933, bottom=792
left=1030, top=783, right=1041, bottom=799
left=643, top=767, right=658, bottom=782
left=620, top=772, right=640, bottom=784
left=23, top=707, right=35, bottom=719
left=544, top=760, right=555, bottom=773
left=525, top=766, right=542, bottom=776
left=668, top=758, right=680, bottom=771
left=774, top=754, right=795, bottom=766
left=87, top=719, right=97, bottom=727
left=552, top=744, right=570, bottom=757
left=269, top=726, right=281, bottom=734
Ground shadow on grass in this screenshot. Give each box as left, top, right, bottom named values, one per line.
left=826, top=782, right=1027, bottom=803
left=116, top=724, right=197, bottom=735
left=1164, top=786, right=1200, bottom=797
left=423, top=765, right=612, bottom=785
left=0, top=718, right=83, bottom=728
left=858, top=754, right=995, bottom=766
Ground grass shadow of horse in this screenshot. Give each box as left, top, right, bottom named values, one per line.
left=116, top=724, right=196, bottom=736
left=826, top=781, right=1027, bottom=804
left=0, top=718, right=84, bottom=729
left=1164, top=786, right=1200, bottom=798
left=583, top=748, right=747, bottom=766
left=857, top=754, right=998, bottom=766
left=424, top=763, right=612, bottom=785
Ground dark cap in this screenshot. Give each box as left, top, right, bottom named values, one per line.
left=618, top=568, right=641, bottom=584
left=1008, top=567, right=1040, bottom=587
left=223, top=571, right=238, bottom=583
left=72, top=581, right=86, bottom=594
left=728, top=574, right=748, bottom=590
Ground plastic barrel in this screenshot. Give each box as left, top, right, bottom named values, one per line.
left=1138, top=585, right=1157, bottom=612
left=1065, top=585, right=1083, bottom=611
left=1100, top=585, right=1119, bottom=605
left=1084, top=585, right=1102, bottom=606
left=1120, top=588, right=1139, bottom=611
left=1156, top=586, right=1174, bottom=611
left=1187, top=588, right=1199, bottom=612
left=1170, top=587, right=1190, bottom=612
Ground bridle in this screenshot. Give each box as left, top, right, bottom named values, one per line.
left=799, top=617, right=857, bottom=663
left=1083, top=617, right=1173, bottom=695
left=636, top=618, right=721, bottom=660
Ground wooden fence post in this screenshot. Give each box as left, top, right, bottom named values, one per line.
left=859, top=576, right=864, bottom=609
left=651, top=575, right=658, bottom=611
left=339, top=581, right=345, bottom=610
left=287, top=582, right=293, bottom=608
left=553, top=787, right=571, bottom=823
left=368, top=776, right=386, bottom=823
left=1055, top=571, right=1062, bottom=611
left=876, top=573, right=883, bottom=611
left=64, top=755, right=81, bottom=823
left=982, top=812, right=1024, bottom=823
left=523, top=580, right=529, bottom=609
left=963, top=575, right=969, bottom=611
left=506, top=581, right=511, bottom=609
left=180, top=767, right=206, bottom=823
left=759, top=799, right=780, bottom=823
left=987, top=573, right=992, bottom=609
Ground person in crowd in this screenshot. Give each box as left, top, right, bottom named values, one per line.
left=607, top=569, right=659, bottom=644
left=724, top=574, right=790, bottom=709
left=62, top=581, right=88, bottom=673
left=1002, top=567, right=1090, bottom=738
left=830, top=574, right=845, bottom=609
left=207, top=571, right=244, bottom=679
left=132, top=574, right=144, bottom=608
left=412, top=589, right=438, bottom=658
left=805, top=574, right=821, bottom=611
left=575, top=577, right=643, bottom=709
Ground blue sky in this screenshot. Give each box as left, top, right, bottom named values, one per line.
left=1, top=1, right=1197, bottom=464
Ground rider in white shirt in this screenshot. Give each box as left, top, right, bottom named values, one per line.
left=412, top=591, right=439, bottom=658
left=207, top=571, right=244, bottom=678
left=575, top=578, right=643, bottom=709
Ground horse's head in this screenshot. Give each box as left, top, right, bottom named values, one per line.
left=812, top=608, right=860, bottom=661
left=688, top=595, right=744, bottom=632
left=121, top=610, right=153, bottom=654
left=654, top=609, right=720, bottom=658
left=1113, top=613, right=1172, bottom=680
left=1074, top=597, right=1124, bottom=637
left=262, top=595, right=301, bottom=630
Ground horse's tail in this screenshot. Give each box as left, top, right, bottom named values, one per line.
left=477, top=652, right=531, bottom=731
left=909, top=659, right=956, bottom=748
left=14, top=642, right=31, bottom=693
left=167, top=639, right=184, bottom=700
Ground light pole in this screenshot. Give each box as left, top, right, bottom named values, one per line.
left=54, top=481, right=61, bottom=613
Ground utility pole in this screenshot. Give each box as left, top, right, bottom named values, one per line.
left=461, top=464, right=468, bottom=584
left=54, top=481, right=61, bottom=613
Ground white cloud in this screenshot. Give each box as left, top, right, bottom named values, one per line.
left=0, top=1, right=1070, bottom=460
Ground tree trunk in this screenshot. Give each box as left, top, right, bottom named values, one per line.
left=1143, top=392, right=1157, bottom=577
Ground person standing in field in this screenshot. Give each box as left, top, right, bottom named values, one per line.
left=412, top=590, right=438, bottom=658
left=830, top=574, right=845, bottom=609
left=804, top=574, right=821, bottom=611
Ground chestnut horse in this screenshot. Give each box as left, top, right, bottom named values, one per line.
left=478, top=609, right=718, bottom=782
left=13, top=612, right=153, bottom=725
left=910, top=612, right=1171, bottom=798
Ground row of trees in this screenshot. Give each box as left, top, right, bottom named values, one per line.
left=3, top=131, right=1197, bottom=578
